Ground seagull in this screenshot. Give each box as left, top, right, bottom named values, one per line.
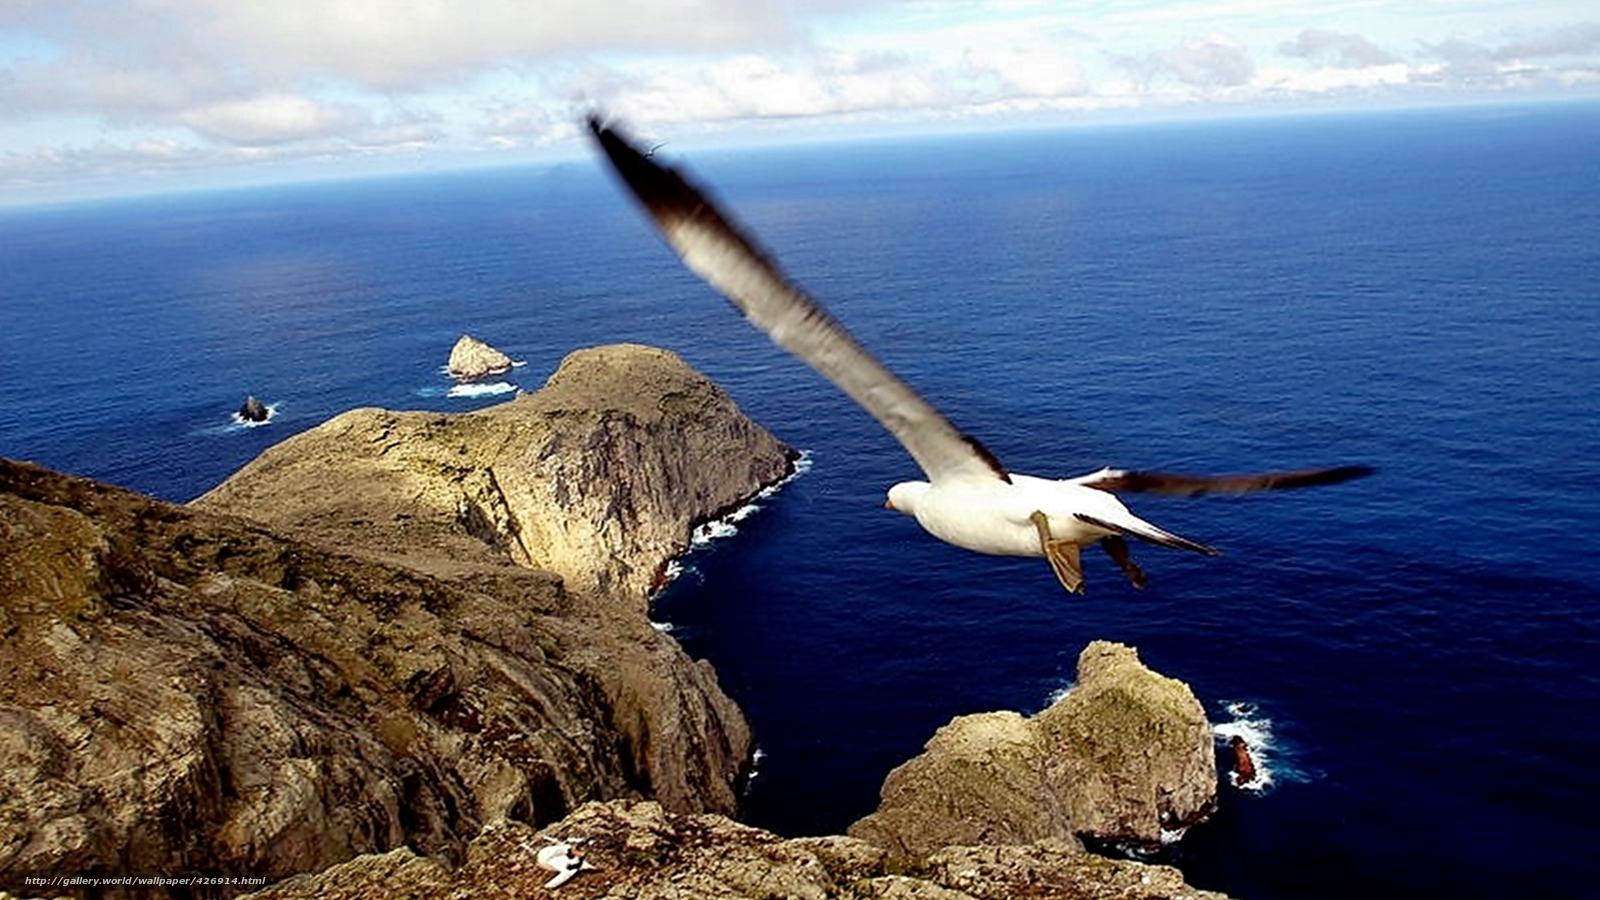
left=589, top=116, right=1372, bottom=594
left=535, top=841, right=595, bottom=889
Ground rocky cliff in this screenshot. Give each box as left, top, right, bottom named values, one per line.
left=445, top=335, right=514, bottom=380
left=849, top=641, right=1217, bottom=862
left=196, top=344, right=796, bottom=603
left=245, top=800, right=1228, bottom=900
left=0, top=345, right=794, bottom=894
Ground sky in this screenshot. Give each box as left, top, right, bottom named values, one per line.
left=2, top=0, right=1598, bottom=205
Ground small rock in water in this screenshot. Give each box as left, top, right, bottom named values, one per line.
left=1229, top=735, right=1257, bottom=786
left=447, top=334, right=514, bottom=380
left=238, top=395, right=268, bottom=422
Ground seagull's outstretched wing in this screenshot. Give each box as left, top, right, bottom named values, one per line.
left=1075, top=465, right=1373, bottom=497
left=589, top=117, right=1009, bottom=486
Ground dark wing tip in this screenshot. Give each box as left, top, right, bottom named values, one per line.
left=1314, top=464, right=1377, bottom=485
left=587, top=115, right=700, bottom=222
left=962, top=433, right=1011, bottom=483
left=1090, top=464, right=1375, bottom=497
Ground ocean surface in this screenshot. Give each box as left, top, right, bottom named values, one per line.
left=3, top=102, right=1598, bottom=898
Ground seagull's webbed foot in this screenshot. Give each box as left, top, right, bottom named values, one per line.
left=1099, top=536, right=1147, bottom=590
left=1031, top=510, right=1086, bottom=595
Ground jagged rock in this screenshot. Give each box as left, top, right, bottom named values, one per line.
left=850, top=641, right=1216, bottom=861
left=0, top=345, right=792, bottom=894
left=196, top=344, right=796, bottom=603
left=446, top=335, right=514, bottom=380
left=244, top=800, right=1229, bottom=899
left=238, top=395, right=269, bottom=422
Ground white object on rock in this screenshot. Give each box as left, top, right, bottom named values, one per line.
left=536, top=841, right=595, bottom=889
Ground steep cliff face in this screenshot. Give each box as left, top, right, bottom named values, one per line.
left=1, top=345, right=794, bottom=893
left=849, top=641, right=1217, bottom=862
left=195, top=344, right=796, bottom=603
left=0, top=460, right=749, bottom=891
left=244, top=800, right=1230, bottom=900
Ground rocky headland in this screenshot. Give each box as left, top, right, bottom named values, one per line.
left=849, top=641, right=1218, bottom=862
left=445, top=335, right=515, bottom=381
left=197, top=344, right=795, bottom=603
left=1, top=343, right=1227, bottom=899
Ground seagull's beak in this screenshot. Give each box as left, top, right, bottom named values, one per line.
left=884, top=500, right=894, bottom=510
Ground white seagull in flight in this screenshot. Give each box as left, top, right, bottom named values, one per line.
left=590, top=117, right=1372, bottom=594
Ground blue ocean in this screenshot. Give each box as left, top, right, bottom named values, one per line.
left=3, top=103, right=1597, bottom=899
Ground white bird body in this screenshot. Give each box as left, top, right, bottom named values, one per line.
left=892, top=475, right=1130, bottom=557
left=591, top=118, right=1371, bottom=594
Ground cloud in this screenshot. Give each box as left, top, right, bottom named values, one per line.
left=1279, top=29, right=1398, bottom=68
left=1493, top=22, right=1600, bottom=61
left=4, top=0, right=850, bottom=92
left=176, top=95, right=370, bottom=146
left=1116, top=35, right=1256, bottom=89
left=964, top=47, right=1087, bottom=97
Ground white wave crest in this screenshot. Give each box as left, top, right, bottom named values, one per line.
left=1042, top=680, right=1077, bottom=707
left=651, top=450, right=813, bottom=594
left=447, top=381, right=517, bottom=398
left=649, top=620, right=675, bottom=633
left=746, top=747, right=768, bottom=788
left=1213, top=700, right=1291, bottom=792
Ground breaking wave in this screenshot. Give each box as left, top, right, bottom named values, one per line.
left=1213, top=700, right=1298, bottom=792
left=447, top=381, right=517, bottom=398
left=687, top=450, right=815, bottom=546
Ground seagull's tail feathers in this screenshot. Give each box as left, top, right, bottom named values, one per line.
left=1074, top=512, right=1221, bottom=557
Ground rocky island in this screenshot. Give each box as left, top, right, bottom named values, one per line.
left=1, top=344, right=1228, bottom=899
left=446, top=334, right=515, bottom=380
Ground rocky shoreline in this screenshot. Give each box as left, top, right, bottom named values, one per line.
left=1, top=344, right=1228, bottom=899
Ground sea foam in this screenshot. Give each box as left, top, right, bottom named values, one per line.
left=447, top=381, right=517, bottom=398
left=1213, top=700, right=1294, bottom=792
left=652, top=450, right=812, bottom=598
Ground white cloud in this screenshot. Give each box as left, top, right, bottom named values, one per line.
left=4, top=2, right=1600, bottom=200
left=177, top=95, right=370, bottom=146
left=1116, top=34, right=1257, bottom=89
left=1279, top=28, right=1399, bottom=68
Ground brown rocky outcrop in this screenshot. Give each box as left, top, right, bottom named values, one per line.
left=244, top=799, right=1229, bottom=900
left=0, top=345, right=793, bottom=894
left=445, top=335, right=514, bottom=380
left=849, top=641, right=1217, bottom=862
left=196, top=344, right=795, bottom=602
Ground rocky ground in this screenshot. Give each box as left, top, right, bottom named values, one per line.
left=245, top=800, right=1227, bottom=900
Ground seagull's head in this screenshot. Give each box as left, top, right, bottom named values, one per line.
left=885, top=481, right=930, bottom=516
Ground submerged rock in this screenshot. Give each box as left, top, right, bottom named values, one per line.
left=446, top=334, right=514, bottom=380
left=238, top=395, right=269, bottom=422
left=850, top=641, right=1217, bottom=861
left=245, top=800, right=1229, bottom=899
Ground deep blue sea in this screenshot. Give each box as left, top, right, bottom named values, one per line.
left=3, top=103, right=1598, bottom=899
